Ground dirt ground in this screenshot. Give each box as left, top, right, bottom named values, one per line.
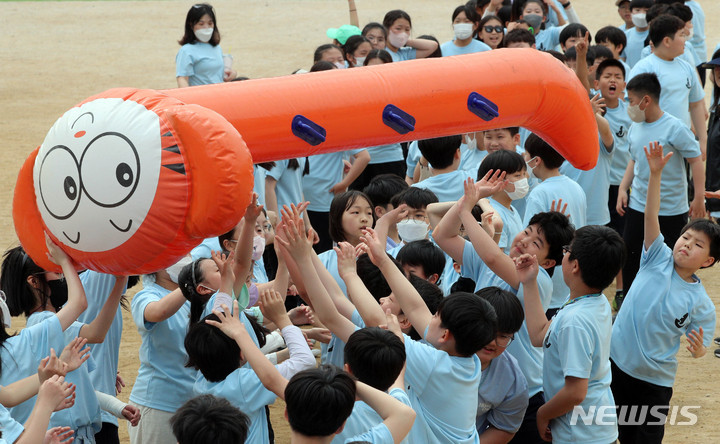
left=1, top=1, right=719, bottom=442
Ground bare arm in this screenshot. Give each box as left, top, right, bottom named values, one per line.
left=79, top=276, right=127, bottom=343
left=689, top=100, right=708, bottom=161
left=615, top=160, right=635, bottom=217
left=409, top=39, right=439, bottom=59
left=688, top=156, right=706, bottom=219
left=515, top=254, right=551, bottom=346
left=336, top=242, right=386, bottom=326
left=143, top=288, right=186, bottom=323
left=348, top=0, right=359, bottom=27
left=176, top=76, right=190, bottom=88
left=45, top=236, right=88, bottom=331
left=644, top=142, right=671, bottom=249
left=356, top=381, right=416, bottom=444
left=331, top=149, right=370, bottom=193
left=265, top=176, right=279, bottom=215
left=536, top=377, right=588, bottom=441
left=479, top=426, right=515, bottom=444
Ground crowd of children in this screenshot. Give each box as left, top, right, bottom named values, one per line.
left=1, top=0, right=720, bottom=443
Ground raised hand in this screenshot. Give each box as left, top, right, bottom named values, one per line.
left=590, top=93, right=606, bottom=116
left=644, top=141, right=672, bottom=174
left=480, top=210, right=496, bottom=238
left=39, top=375, right=75, bottom=412
left=475, top=169, right=507, bottom=199
left=212, top=250, right=235, bottom=294
left=59, top=337, right=91, bottom=373
left=206, top=301, right=248, bottom=340
left=550, top=199, right=569, bottom=217
left=359, top=227, right=389, bottom=268
left=287, top=305, right=313, bottom=326
left=460, top=178, right=481, bottom=213
left=514, top=253, right=539, bottom=286
left=686, top=327, right=706, bottom=358
left=45, top=233, right=71, bottom=266
left=276, top=206, right=314, bottom=260
left=38, top=349, right=66, bottom=381
left=243, top=192, right=264, bottom=223
left=44, top=426, right=74, bottom=444
left=382, top=309, right=404, bottom=341
left=335, top=242, right=358, bottom=279
left=259, top=288, right=291, bottom=329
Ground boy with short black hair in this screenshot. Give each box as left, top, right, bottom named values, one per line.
left=412, top=135, right=473, bottom=202
left=611, top=143, right=718, bottom=443
left=396, top=239, right=446, bottom=285
left=559, top=23, right=591, bottom=51
left=171, top=394, right=250, bottom=444
left=518, top=224, right=626, bottom=444
left=624, top=0, right=653, bottom=67
left=616, top=0, right=633, bottom=31
left=595, top=25, right=632, bottom=74
left=363, top=174, right=408, bottom=248
left=388, top=187, right=439, bottom=251
left=616, top=72, right=705, bottom=293
left=483, top=128, right=522, bottom=155
left=502, top=29, right=536, bottom=49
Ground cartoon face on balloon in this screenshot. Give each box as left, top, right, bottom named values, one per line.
left=34, top=98, right=162, bottom=252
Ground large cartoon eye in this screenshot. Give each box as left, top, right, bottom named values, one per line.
left=38, top=145, right=82, bottom=220
left=80, top=132, right=140, bottom=208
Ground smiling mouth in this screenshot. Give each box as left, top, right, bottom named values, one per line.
left=110, top=219, right=132, bottom=232
left=63, top=231, right=80, bottom=244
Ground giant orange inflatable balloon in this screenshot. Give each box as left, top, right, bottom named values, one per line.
left=14, top=49, right=597, bottom=275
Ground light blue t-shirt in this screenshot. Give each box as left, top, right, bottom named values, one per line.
left=406, top=141, right=421, bottom=178
left=190, top=237, right=222, bottom=260
left=27, top=312, right=101, bottom=439
left=459, top=141, right=487, bottom=175
left=546, top=0, right=568, bottom=28
left=630, top=54, right=704, bottom=128
left=461, top=241, right=553, bottom=397
left=627, top=113, right=701, bottom=216
left=611, top=234, right=716, bottom=386
left=0, top=403, right=23, bottom=444
left=542, top=295, right=618, bottom=444
left=175, top=42, right=224, bottom=86
left=412, top=170, right=473, bottom=203
left=130, top=283, right=196, bottom=412
left=77, top=271, right=125, bottom=426
left=202, top=293, right=261, bottom=348
left=387, top=46, right=417, bottom=62
left=345, top=422, right=394, bottom=444
left=4, top=316, right=64, bottom=426
left=639, top=41, right=700, bottom=68
left=535, top=26, right=563, bottom=51
left=367, top=143, right=404, bottom=165
left=441, top=39, right=491, bottom=56
left=404, top=332, right=481, bottom=443
left=560, top=134, right=614, bottom=225
left=488, top=197, right=523, bottom=255
left=605, top=100, right=633, bottom=186
left=686, top=1, right=707, bottom=64
left=476, top=352, right=529, bottom=434
left=266, top=159, right=306, bottom=211
left=253, top=164, right=267, bottom=207
left=318, top=249, right=349, bottom=368
left=334, top=388, right=412, bottom=444
left=624, top=27, right=649, bottom=68
left=304, top=150, right=364, bottom=212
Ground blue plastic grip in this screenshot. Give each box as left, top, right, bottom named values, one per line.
left=382, top=104, right=416, bottom=134
left=467, top=92, right=499, bottom=121
left=291, top=115, right=326, bottom=146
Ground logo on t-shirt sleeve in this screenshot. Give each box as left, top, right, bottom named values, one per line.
left=674, top=312, right=689, bottom=328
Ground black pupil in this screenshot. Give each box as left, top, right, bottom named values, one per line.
left=116, top=163, right=133, bottom=187
left=63, top=177, right=77, bottom=200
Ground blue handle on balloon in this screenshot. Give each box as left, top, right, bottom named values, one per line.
left=292, top=115, right=326, bottom=146
left=467, top=92, right=499, bottom=121
left=382, top=104, right=416, bottom=134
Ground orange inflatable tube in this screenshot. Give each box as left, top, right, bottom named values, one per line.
left=14, top=48, right=597, bottom=275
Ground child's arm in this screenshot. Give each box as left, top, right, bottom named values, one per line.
left=595, top=110, right=614, bottom=152
left=515, top=254, right=552, bottom=347
left=45, top=235, right=88, bottom=331
left=687, top=156, right=706, bottom=219
left=432, top=201, right=469, bottom=264
left=574, top=33, right=591, bottom=94
left=16, top=375, right=75, bottom=444
left=233, top=194, right=263, bottom=297
left=689, top=100, right=707, bottom=160
left=459, top=175, right=521, bottom=288
left=427, top=201, right=456, bottom=230
left=347, top=0, right=359, bottom=27
left=95, top=391, right=141, bottom=426
left=355, top=380, right=416, bottom=444
left=361, top=227, right=432, bottom=335
left=616, top=160, right=635, bottom=217
left=78, top=276, right=128, bottom=343
left=142, top=288, right=186, bottom=323
left=686, top=326, right=706, bottom=358
left=644, top=142, right=673, bottom=249
left=330, top=150, right=370, bottom=194
left=275, top=212, right=358, bottom=343
left=206, top=300, right=289, bottom=398
left=265, top=176, right=279, bottom=216
left=536, top=376, right=588, bottom=442
left=0, top=347, right=71, bottom=408
left=336, top=242, right=386, bottom=326
left=409, top=38, right=439, bottom=59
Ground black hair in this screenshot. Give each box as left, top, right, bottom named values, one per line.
left=417, top=135, right=462, bottom=170
left=596, top=58, right=627, bottom=80
left=595, top=26, right=628, bottom=53
left=475, top=287, right=524, bottom=334
left=629, top=0, right=655, bottom=10
left=285, top=365, right=356, bottom=437
left=450, top=276, right=476, bottom=293
left=666, top=2, right=693, bottom=23
left=645, top=4, right=671, bottom=25
left=179, top=3, right=221, bottom=46
left=497, top=5, right=513, bottom=25
left=328, top=191, right=375, bottom=243
left=559, top=23, right=591, bottom=48
left=218, top=225, right=237, bottom=255
left=437, top=292, right=497, bottom=356
left=680, top=219, right=720, bottom=268
left=501, top=29, right=535, bottom=48
left=1, top=246, right=47, bottom=318
left=171, top=394, right=250, bottom=444
left=313, top=44, right=343, bottom=63
left=627, top=72, right=662, bottom=102
left=524, top=134, right=565, bottom=169
left=397, top=240, right=446, bottom=281
left=649, top=14, right=685, bottom=48
left=355, top=253, right=402, bottom=302
left=477, top=149, right=526, bottom=181
left=362, top=22, right=388, bottom=39
left=544, top=49, right=567, bottom=64
left=178, top=258, right=213, bottom=324
left=310, top=61, right=336, bottom=72
left=564, top=45, right=596, bottom=66
left=511, top=0, right=548, bottom=22
left=452, top=4, right=479, bottom=24
left=407, top=275, right=444, bottom=341
left=417, top=35, right=443, bottom=58
left=568, top=226, right=626, bottom=290
left=344, top=35, right=372, bottom=65
left=362, top=174, right=408, bottom=211
left=479, top=14, right=503, bottom=28
left=259, top=159, right=300, bottom=171
left=364, top=49, right=393, bottom=65
left=591, top=45, right=614, bottom=63
left=527, top=211, right=576, bottom=270
left=383, top=10, right=412, bottom=30
left=344, top=327, right=405, bottom=391
left=390, top=187, right=439, bottom=211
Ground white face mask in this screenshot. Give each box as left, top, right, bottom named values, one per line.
left=454, top=23, right=474, bottom=40
left=397, top=219, right=429, bottom=242
left=194, top=27, right=214, bottom=43
left=506, top=178, right=529, bottom=200
left=627, top=102, right=646, bottom=123
left=631, top=13, right=647, bottom=28
left=354, top=56, right=366, bottom=67
left=388, top=31, right=409, bottom=49
left=466, top=133, right=478, bottom=151
left=166, top=255, right=193, bottom=284
left=252, top=235, right=266, bottom=261
left=333, top=61, right=346, bottom=69
left=526, top=157, right=539, bottom=181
